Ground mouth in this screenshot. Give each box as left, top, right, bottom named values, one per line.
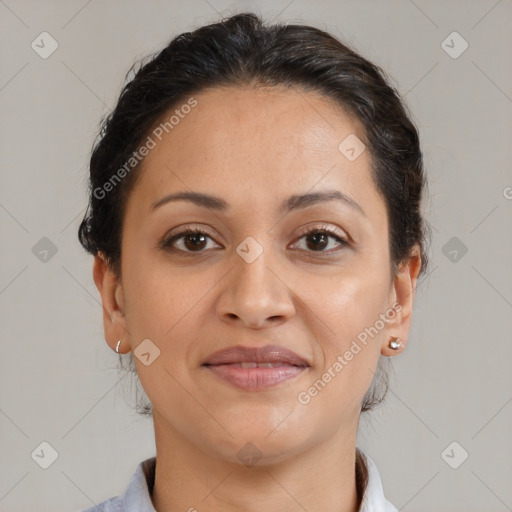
left=202, top=344, right=310, bottom=390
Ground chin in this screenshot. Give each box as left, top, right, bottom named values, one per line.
left=202, top=421, right=316, bottom=468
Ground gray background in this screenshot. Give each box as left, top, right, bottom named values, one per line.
left=1, top=1, right=511, bottom=511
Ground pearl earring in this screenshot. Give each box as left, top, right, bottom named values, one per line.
left=388, top=336, right=402, bottom=350
left=115, top=340, right=121, bottom=354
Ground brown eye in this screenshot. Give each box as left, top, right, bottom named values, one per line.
left=160, top=228, right=220, bottom=253
left=159, top=225, right=348, bottom=256
left=293, top=227, right=349, bottom=253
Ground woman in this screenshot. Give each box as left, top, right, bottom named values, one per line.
left=78, top=12, right=428, bottom=512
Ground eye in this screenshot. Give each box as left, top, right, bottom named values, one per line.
left=292, top=225, right=349, bottom=253
left=159, top=227, right=221, bottom=254
left=158, top=224, right=349, bottom=255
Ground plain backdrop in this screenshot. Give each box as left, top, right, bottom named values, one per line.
left=0, top=1, right=511, bottom=511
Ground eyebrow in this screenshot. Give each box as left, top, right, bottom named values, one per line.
left=150, top=189, right=366, bottom=217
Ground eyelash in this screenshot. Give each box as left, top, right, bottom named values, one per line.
left=158, top=224, right=349, bottom=256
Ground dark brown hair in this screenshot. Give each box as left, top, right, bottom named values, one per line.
left=78, top=12, right=430, bottom=415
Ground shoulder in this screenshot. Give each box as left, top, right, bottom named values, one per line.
left=76, top=456, right=156, bottom=512
left=79, top=495, right=122, bottom=512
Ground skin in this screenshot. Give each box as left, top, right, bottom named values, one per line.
left=93, top=85, right=421, bottom=512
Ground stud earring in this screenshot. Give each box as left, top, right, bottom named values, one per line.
left=388, top=336, right=402, bottom=350
left=115, top=340, right=122, bottom=354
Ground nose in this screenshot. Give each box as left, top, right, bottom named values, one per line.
left=216, top=248, right=296, bottom=329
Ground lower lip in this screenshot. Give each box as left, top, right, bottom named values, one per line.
left=204, top=363, right=308, bottom=390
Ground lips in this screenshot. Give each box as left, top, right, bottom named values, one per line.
left=203, top=345, right=310, bottom=390
left=203, top=345, right=310, bottom=367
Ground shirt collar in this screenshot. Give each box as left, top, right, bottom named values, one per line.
left=118, top=447, right=397, bottom=512
left=356, top=448, right=398, bottom=511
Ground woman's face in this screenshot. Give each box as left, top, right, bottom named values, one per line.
left=95, top=85, right=420, bottom=464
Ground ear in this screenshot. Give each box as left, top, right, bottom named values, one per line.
left=382, top=244, right=422, bottom=356
left=93, top=252, right=130, bottom=353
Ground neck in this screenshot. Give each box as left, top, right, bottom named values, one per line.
left=150, top=412, right=362, bottom=512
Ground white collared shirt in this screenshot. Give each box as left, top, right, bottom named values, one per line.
left=79, top=447, right=398, bottom=511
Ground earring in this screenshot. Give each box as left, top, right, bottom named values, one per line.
left=388, top=336, right=402, bottom=350
left=115, top=340, right=122, bottom=354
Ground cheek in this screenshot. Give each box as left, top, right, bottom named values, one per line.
left=298, top=269, right=390, bottom=400
left=122, top=253, right=204, bottom=342
left=121, top=261, right=224, bottom=402
left=299, top=264, right=391, bottom=348
left=123, top=265, right=213, bottom=427
left=294, top=278, right=386, bottom=419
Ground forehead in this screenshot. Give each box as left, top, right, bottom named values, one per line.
left=126, top=85, right=383, bottom=220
